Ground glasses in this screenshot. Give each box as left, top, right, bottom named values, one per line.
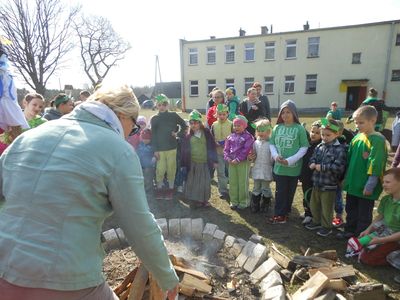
left=129, top=117, right=140, bottom=137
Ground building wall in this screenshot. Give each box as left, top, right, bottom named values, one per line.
left=180, top=20, right=400, bottom=112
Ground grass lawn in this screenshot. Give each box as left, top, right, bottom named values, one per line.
left=109, top=108, right=399, bottom=297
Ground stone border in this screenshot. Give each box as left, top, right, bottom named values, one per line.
left=102, top=218, right=287, bottom=300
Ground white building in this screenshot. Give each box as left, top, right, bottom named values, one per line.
left=179, top=20, right=400, bottom=112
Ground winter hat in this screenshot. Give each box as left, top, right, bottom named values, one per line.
left=277, top=99, right=300, bottom=124
left=189, top=110, right=202, bottom=122
left=155, top=94, right=169, bottom=104
left=225, top=87, right=236, bottom=96
left=137, top=115, right=147, bottom=127
left=54, top=94, right=70, bottom=108
left=233, top=115, right=248, bottom=129
left=216, top=103, right=229, bottom=113
left=140, top=128, right=152, bottom=140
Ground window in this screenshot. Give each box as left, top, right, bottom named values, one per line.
left=244, top=77, right=254, bottom=94
left=286, top=39, right=297, bottom=59
left=226, top=79, right=235, bottom=89
left=244, top=43, right=255, bottom=62
left=189, top=48, right=198, bottom=65
left=308, top=37, right=320, bottom=57
left=284, top=75, right=295, bottom=93
left=305, top=74, right=317, bottom=93
left=264, top=76, right=274, bottom=94
left=190, top=80, right=199, bottom=96
left=207, top=46, right=216, bottom=64
left=207, top=79, right=217, bottom=94
left=225, top=45, right=235, bottom=63
left=352, top=52, right=361, bottom=64
left=396, top=34, right=400, bottom=46
left=392, top=70, right=400, bottom=81
left=265, top=41, right=275, bottom=60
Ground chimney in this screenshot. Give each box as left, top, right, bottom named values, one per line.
left=261, top=26, right=268, bottom=35
left=210, top=36, right=216, bottom=39
left=303, top=21, right=310, bottom=30
left=270, top=24, right=273, bottom=34
left=239, top=28, right=246, bottom=37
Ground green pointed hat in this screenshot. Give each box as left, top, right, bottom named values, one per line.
left=155, top=94, right=169, bottom=104
left=216, top=103, right=229, bottom=113
left=189, top=109, right=202, bottom=121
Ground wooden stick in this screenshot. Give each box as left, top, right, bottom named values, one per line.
left=149, top=273, right=164, bottom=300
left=128, top=264, right=149, bottom=300
left=113, top=267, right=138, bottom=296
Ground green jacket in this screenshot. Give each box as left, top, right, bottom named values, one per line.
left=343, top=132, right=387, bottom=200
left=0, top=108, right=178, bottom=291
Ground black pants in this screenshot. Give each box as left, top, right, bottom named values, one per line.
left=274, top=173, right=298, bottom=216
left=344, top=193, right=375, bottom=235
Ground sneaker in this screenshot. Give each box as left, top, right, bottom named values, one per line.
left=332, top=216, right=344, bottom=228
left=302, top=216, right=313, bottom=225
left=394, top=275, right=400, bottom=284
left=317, top=228, right=332, bottom=237
left=219, top=192, right=229, bottom=200
left=230, top=204, right=238, bottom=210
left=268, top=216, right=287, bottom=224
left=176, top=186, right=184, bottom=193
left=305, top=222, right=322, bottom=230
left=299, top=212, right=306, bottom=219
left=336, top=231, right=355, bottom=240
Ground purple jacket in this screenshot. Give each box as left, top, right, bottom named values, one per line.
left=224, top=131, right=254, bottom=162
left=392, top=144, right=400, bottom=168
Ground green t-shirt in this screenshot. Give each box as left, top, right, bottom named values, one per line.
left=270, top=123, right=309, bottom=176
left=343, top=132, right=387, bottom=200
left=27, top=115, right=47, bottom=129
left=378, top=195, right=400, bottom=232
left=326, top=109, right=342, bottom=120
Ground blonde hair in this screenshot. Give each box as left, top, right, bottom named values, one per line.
left=90, top=85, right=140, bottom=119
left=255, top=118, right=272, bottom=135
left=212, top=89, right=225, bottom=99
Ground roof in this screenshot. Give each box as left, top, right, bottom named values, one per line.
left=152, top=82, right=181, bottom=99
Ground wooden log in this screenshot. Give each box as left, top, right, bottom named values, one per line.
left=325, top=279, right=348, bottom=291
left=270, top=243, right=296, bottom=270
left=313, top=250, right=338, bottom=261
left=179, top=283, right=195, bottom=297
left=169, top=254, right=192, bottom=269
left=293, top=271, right=329, bottom=300
left=181, top=273, right=212, bottom=294
left=113, top=267, right=138, bottom=296
left=128, top=264, right=149, bottom=300
left=173, top=264, right=210, bottom=282
left=149, top=273, right=164, bottom=300
left=292, top=255, right=335, bottom=268
left=346, top=283, right=386, bottom=300
left=309, top=265, right=355, bottom=279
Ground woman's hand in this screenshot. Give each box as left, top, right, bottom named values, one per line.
left=315, top=164, right=321, bottom=172
left=166, top=285, right=179, bottom=300
left=359, top=230, right=369, bottom=238
left=369, top=237, right=383, bottom=245
left=309, top=163, right=316, bottom=170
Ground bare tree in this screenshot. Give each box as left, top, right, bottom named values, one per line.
left=0, top=0, right=79, bottom=96
left=75, top=15, right=131, bottom=88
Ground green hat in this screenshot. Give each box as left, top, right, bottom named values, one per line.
left=54, top=94, right=70, bottom=107
left=216, top=103, right=229, bottom=113
left=320, top=118, right=340, bottom=133
left=189, top=110, right=202, bottom=122
left=155, top=94, right=169, bottom=104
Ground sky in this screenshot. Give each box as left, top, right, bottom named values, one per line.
left=14, top=0, right=400, bottom=91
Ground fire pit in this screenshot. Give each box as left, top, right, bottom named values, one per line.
left=102, top=218, right=266, bottom=299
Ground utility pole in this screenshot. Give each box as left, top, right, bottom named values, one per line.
left=155, top=55, right=162, bottom=95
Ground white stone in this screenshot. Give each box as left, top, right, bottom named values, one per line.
left=224, top=235, right=236, bottom=248
left=262, top=284, right=286, bottom=300
left=260, top=270, right=283, bottom=292
left=213, top=229, right=226, bottom=241
left=102, top=229, right=120, bottom=251
left=231, top=238, right=247, bottom=256
left=156, top=218, right=168, bottom=237
left=244, top=243, right=268, bottom=273
left=236, top=241, right=256, bottom=268
left=169, top=218, right=181, bottom=238
left=180, top=218, right=192, bottom=238
left=202, top=223, right=218, bottom=241
left=250, top=234, right=263, bottom=244
left=250, top=257, right=281, bottom=283
left=191, top=218, right=204, bottom=240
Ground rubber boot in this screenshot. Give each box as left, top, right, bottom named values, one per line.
left=260, top=195, right=271, bottom=213
left=250, top=194, right=261, bottom=213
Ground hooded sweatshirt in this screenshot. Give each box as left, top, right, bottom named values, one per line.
left=269, top=100, right=309, bottom=176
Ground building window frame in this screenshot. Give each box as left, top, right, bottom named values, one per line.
left=225, top=45, right=235, bottom=63
left=284, top=75, right=295, bottom=94
left=391, top=69, right=400, bottom=81
left=206, top=46, right=216, bottom=64
left=396, top=34, right=400, bottom=46
left=189, top=80, right=199, bottom=96
left=265, top=41, right=275, bottom=60
left=244, top=43, right=255, bottom=62
left=207, top=79, right=217, bottom=94
left=352, top=52, right=361, bottom=64
left=285, top=39, right=297, bottom=59
left=305, top=74, right=317, bottom=94
left=189, top=48, right=198, bottom=65
left=264, top=76, right=274, bottom=94
left=307, top=37, right=320, bottom=58
left=244, top=77, right=254, bottom=95
left=225, top=78, right=235, bottom=89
